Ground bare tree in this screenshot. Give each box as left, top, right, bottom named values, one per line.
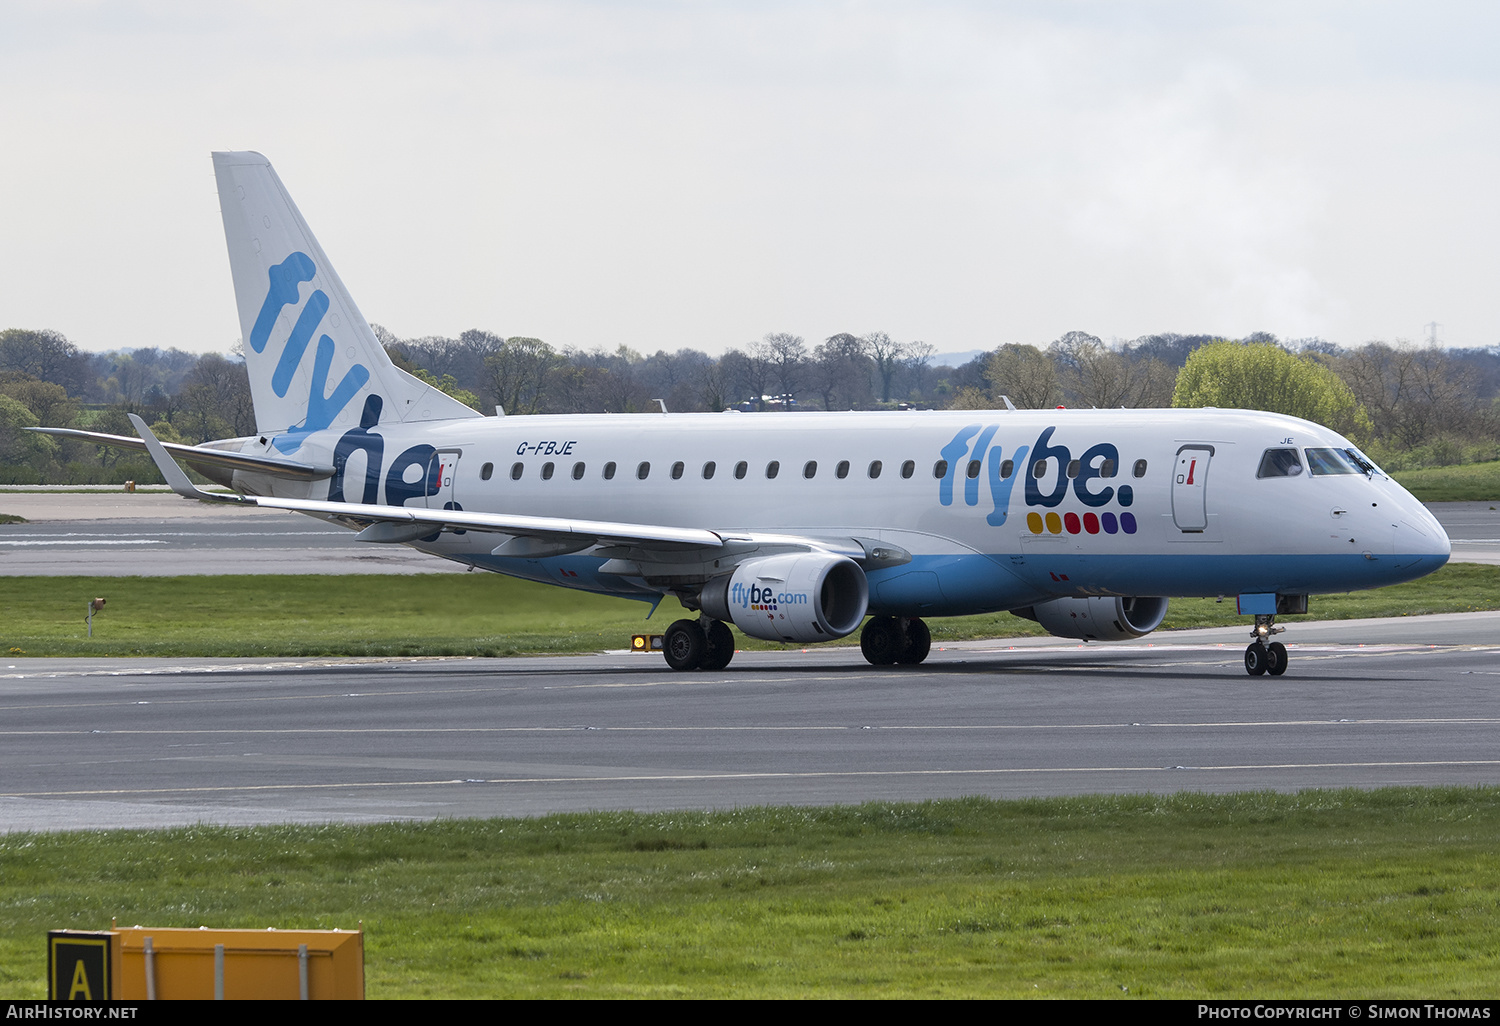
left=864, top=332, right=908, bottom=404
left=986, top=344, right=1063, bottom=409
left=808, top=333, right=872, bottom=410
left=761, top=332, right=807, bottom=400
left=1336, top=341, right=1483, bottom=449
left=483, top=336, right=557, bottom=415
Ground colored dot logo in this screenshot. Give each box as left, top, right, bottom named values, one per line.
left=1028, top=511, right=1136, bottom=535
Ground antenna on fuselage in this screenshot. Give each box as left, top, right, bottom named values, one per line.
left=654, top=399, right=668, bottom=414
left=1000, top=395, right=1017, bottom=411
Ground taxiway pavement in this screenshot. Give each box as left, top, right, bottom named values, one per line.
left=4, top=611, right=1499, bottom=833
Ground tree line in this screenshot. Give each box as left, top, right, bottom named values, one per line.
left=2, top=324, right=1498, bottom=485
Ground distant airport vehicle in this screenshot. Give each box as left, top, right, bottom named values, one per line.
left=38, top=152, right=1451, bottom=675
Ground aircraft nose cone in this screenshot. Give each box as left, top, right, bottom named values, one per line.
left=1395, top=507, right=1450, bottom=564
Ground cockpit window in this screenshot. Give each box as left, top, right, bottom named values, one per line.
left=1344, top=448, right=1382, bottom=476
left=1304, top=447, right=1361, bottom=476
left=1257, top=448, right=1303, bottom=478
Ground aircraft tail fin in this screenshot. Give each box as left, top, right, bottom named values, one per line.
left=212, top=152, right=480, bottom=454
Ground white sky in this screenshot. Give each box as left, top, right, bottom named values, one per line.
left=2, top=1, right=1497, bottom=356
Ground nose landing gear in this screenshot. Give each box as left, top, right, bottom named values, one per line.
left=1244, top=614, right=1288, bottom=676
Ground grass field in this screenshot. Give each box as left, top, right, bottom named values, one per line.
left=1, top=562, right=1497, bottom=658
left=3, top=789, right=1499, bottom=998
left=1394, top=461, right=1500, bottom=502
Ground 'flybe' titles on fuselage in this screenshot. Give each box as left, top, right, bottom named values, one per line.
left=936, top=423, right=1136, bottom=533
left=322, top=416, right=1149, bottom=537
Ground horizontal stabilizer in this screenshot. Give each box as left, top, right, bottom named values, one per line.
left=28, top=426, right=332, bottom=480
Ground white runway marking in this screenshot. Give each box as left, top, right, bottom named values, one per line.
left=11, top=759, right=1500, bottom=800
left=0, top=539, right=165, bottom=545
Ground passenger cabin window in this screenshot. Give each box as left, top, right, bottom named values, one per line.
left=1133, top=459, right=1148, bottom=478
left=1032, top=459, right=1048, bottom=479
left=868, top=460, right=883, bottom=479
left=703, top=461, right=716, bottom=480
left=734, top=461, right=748, bottom=479
left=481, top=462, right=494, bottom=481
left=966, top=459, right=981, bottom=479
left=1099, top=458, right=1116, bottom=478
left=804, top=460, right=817, bottom=479
left=671, top=461, right=685, bottom=480
left=1257, top=448, right=1303, bottom=478
left=999, top=459, right=1014, bottom=479
left=836, top=460, right=850, bottom=479
left=603, top=462, right=617, bottom=480
left=1066, top=460, right=1080, bottom=479
left=766, top=460, right=780, bottom=479
left=541, top=462, right=554, bottom=480
left=933, top=460, right=949, bottom=479
left=1304, top=448, right=1360, bottom=476
left=901, top=460, right=915, bottom=479
left=637, top=461, right=651, bottom=480
left=510, top=462, right=524, bottom=481
left=572, top=462, right=585, bottom=480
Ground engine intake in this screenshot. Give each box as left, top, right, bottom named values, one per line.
left=1012, top=596, right=1168, bottom=641
left=700, top=553, right=869, bottom=643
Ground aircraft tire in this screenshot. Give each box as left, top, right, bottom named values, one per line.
left=664, top=619, right=706, bottom=671
left=861, top=616, right=902, bottom=666
left=897, top=617, right=931, bottom=665
left=700, top=619, right=736, bottom=671
left=1244, top=643, right=1268, bottom=676
left=1266, top=641, right=1288, bottom=676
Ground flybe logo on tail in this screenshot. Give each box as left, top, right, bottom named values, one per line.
left=252, top=252, right=372, bottom=453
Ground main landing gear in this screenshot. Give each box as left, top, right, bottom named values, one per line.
left=663, top=618, right=736, bottom=672
left=860, top=616, right=932, bottom=666
left=1244, top=614, right=1288, bottom=676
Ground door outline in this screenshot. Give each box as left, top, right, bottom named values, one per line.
left=1171, top=444, right=1214, bottom=532
left=425, top=448, right=463, bottom=510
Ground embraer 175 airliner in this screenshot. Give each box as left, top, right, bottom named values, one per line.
left=43, top=152, right=1452, bottom=676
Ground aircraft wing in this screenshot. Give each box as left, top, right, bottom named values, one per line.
left=27, top=426, right=331, bottom=481
left=125, top=415, right=905, bottom=563
left=125, top=414, right=724, bottom=551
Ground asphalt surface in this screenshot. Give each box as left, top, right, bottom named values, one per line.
left=0, top=492, right=464, bottom=574
left=3, top=491, right=1498, bottom=833
left=1, top=491, right=1496, bottom=574
left=4, top=611, right=1499, bottom=833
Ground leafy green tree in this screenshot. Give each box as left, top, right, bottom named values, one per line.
left=0, top=393, right=60, bottom=482
left=1172, top=341, right=1371, bottom=438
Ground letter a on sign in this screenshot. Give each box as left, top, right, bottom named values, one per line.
left=48, top=931, right=115, bottom=1000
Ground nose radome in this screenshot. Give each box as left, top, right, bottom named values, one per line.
left=1396, top=515, right=1451, bottom=560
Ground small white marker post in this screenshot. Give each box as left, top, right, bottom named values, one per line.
left=86, top=597, right=106, bottom=637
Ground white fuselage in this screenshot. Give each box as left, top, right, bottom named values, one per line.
left=241, top=406, right=1451, bottom=617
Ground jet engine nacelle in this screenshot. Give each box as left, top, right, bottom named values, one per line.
left=1012, top=596, right=1169, bottom=642
left=700, top=553, right=869, bottom=643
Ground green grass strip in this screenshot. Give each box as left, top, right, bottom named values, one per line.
left=3, top=789, right=1500, bottom=997
left=2, top=563, right=1497, bottom=658
left=1394, top=462, right=1500, bottom=502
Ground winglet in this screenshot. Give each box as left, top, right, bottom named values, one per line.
left=128, top=414, right=247, bottom=503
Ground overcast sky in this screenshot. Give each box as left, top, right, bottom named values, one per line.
left=2, top=1, right=1497, bottom=357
